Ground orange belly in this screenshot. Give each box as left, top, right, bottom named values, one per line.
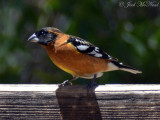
left=45, top=42, right=109, bottom=78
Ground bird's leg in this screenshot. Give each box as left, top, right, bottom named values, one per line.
left=59, top=76, right=78, bottom=87
left=87, top=74, right=98, bottom=92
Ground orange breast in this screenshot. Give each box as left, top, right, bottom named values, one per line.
left=43, top=34, right=109, bottom=77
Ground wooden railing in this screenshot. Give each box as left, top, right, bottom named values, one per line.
left=0, top=84, right=160, bottom=120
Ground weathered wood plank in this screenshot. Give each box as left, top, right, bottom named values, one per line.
left=0, top=84, right=160, bottom=120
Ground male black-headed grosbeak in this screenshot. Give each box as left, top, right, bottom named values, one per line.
left=28, top=27, right=142, bottom=88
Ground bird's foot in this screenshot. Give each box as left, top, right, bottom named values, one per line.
left=87, top=81, right=98, bottom=93
left=59, top=80, right=72, bottom=87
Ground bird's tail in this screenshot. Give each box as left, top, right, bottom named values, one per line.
left=108, top=61, right=142, bottom=74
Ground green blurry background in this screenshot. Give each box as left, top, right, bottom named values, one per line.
left=0, top=0, right=160, bottom=84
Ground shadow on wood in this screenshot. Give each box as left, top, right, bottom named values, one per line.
left=56, top=85, right=102, bottom=120
left=1, top=85, right=160, bottom=119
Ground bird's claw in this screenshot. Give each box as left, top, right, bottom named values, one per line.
left=87, top=81, right=98, bottom=94
left=59, top=80, right=72, bottom=87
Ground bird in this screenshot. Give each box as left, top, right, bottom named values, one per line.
left=28, top=27, right=142, bottom=89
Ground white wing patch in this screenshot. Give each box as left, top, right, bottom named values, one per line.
left=75, top=38, right=79, bottom=42
left=88, top=47, right=103, bottom=57
left=68, top=36, right=117, bottom=60
left=77, top=45, right=89, bottom=51
left=95, top=47, right=99, bottom=52
left=89, top=50, right=102, bottom=57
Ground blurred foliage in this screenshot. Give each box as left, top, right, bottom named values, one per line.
left=0, top=0, right=160, bottom=84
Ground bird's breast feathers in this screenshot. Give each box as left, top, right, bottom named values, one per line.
left=45, top=34, right=111, bottom=77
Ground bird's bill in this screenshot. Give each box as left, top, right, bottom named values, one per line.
left=28, top=33, right=39, bottom=43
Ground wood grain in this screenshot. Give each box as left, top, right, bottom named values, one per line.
left=0, top=84, right=160, bottom=120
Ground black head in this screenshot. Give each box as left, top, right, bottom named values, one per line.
left=28, top=27, right=62, bottom=45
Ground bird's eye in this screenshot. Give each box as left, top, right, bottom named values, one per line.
left=36, top=30, right=48, bottom=38
left=40, top=30, right=45, bottom=36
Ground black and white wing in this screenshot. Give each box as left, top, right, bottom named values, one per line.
left=67, top=36, right=142, bottom=74
left=67, top=36, right=117, bottom=61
